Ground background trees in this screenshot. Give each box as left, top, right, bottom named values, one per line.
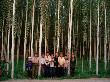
left=0, top=0, right=110, bottom=79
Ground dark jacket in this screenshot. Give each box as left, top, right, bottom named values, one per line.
left=26, top=61, right=32, bottom=71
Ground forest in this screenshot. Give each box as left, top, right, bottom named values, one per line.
left=0, top=0, right=110, bottom=80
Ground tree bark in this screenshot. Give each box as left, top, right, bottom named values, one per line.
left=68, top=0, right=73, bottom=76
left=11, top=0, right=16, bottom=78
left=57, top=0, right=60, bottom=53
left=23, top=0, right=28, bottom=72
left=96, top=1, right=100, bottom=75
left=94, top=34, right=96, bottom=61
left=89, top=0, right=92, bottom=70
left=1, top=20, right=4, bottom=59
left=7, top=25, right=10, bottom=75
left=17, top=36, right=20, bottom=64
left=45, top=22, right=47, bottom=55
left=38, top=22, right=43, bottom=76
left=31, top=0, right=35, bottom=57
left=104, top=2, right=107, bottom=71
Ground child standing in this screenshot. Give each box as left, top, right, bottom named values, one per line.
left=26, top=57, right=32, bottom=78
left=50, top=54, right=55, bottom=78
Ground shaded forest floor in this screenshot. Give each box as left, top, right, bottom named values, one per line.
left=1, top=58, right=110, bottom=81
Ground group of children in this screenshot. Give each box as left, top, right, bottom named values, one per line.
left=26, top=52, right=76, bottom=78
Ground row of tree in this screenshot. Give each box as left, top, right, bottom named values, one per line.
left=0, top=0, right=110, bottom=79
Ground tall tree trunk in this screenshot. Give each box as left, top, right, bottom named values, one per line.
left=82, top=35, right=85, bottom=73
left=89, top=0, right=92, bottom=70
left=35, top=27, right=38, bottom=53
left=104, top=2, right=107, bottom=71
left=68, top=0, right=73, bottom=76
left=96, top=0, right=100, bottom=75
left=108, top=41, right=110, bottom=62
left=29, top=30, right=31, bottom=56
left=17, top=36, right=20, bottom=64
left=31, top=0, right=35, bottom=57
left=108, top=27, right=110, bottom=62
left=72, top=19, right=75, bottom=52
left=11, top=0, right=16, bottom=78
left=45, top=22, right=47, bottom=55
left=80, top=42, right=82, bottom=59
left=54, top=37, right=56, bottom=56
left=83, top=37, right=85, bottom=56
left=23, top=0, right=28, bottom=72
left=99, top=36, right=101, bottom=59
left=38, top=22, right=43, bottom=76
left=17, top=10, right=23, bottom=64
left=54, top=17, right=56, bottom=56
left=57, top=0, right=60, bottom=53
left=82, top=56, right=84, bottom=72
left=7, top=26, right=10, bottom=75
left=76, top=20, right=79, bottom=66
left=4, top=32, right=7, bottom=58
left=1, top=20, right=4, bottom=59
left=35, top=39, right=38, bottom=53
left=94, top=34, right=96, bottom=61
left=62, top=29, right=63, bottom=50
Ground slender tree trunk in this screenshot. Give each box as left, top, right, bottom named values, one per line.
left=73, top=21, right=75, bottom=49
left=38, top=22, right=43, bottom=76
left=83, top=37, right=85, bottom=56
left=31, top=0, right=35, bottom=57
left=54, top=17, right=56, bottom=56
left=7, top=26, right=10, bottom=75
left=17, top=10, right=23, bottom=64
left=82, top=36, right=85, bottom=73
left=108, top=41, right=110, bottom=62
left=76, top=20, right=79, bottom=66
left=11, top=0, right=16, bottom=78
left=17, top=36, right=20, bottom=64
left=29, top=31, right=31, bottom=57
left=1, top=20, right=4, bottom=59
left=23, top=0, right=28, bottom=72
left=57, top=0, right=60, bottom=53
left=99, top=36, right=101, bottom=59
left=96, top=1, right=100, bottom=75
left=94, top=35, right=96, bottom=61
left=23, top=27, right=27, bottom=72
left=35, top=27, right=38, bottom=53
left=35, top=39, right=38, bottom=53
left=45, top=23, right=47, bottom=55
left=82, top=56, right=84, bottom=72
left=89, top=0, right=92, bottom=70
left=68, top=0, right=73, bottom=76
left=62, top=29, right=63, bottom=50
left=108, top=27, right=110, bottom=62
left=4, top=33, right=7, bottom=58
left=54, top=37, right=56, bottom=56
left=45, top=35, right=47, bottom=55
left=80, top=42, right=82, bottom=59
left=104, top=2, right=107, bottom=71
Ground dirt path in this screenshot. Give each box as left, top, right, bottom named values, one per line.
left=1, top=78, right=110, bottom=82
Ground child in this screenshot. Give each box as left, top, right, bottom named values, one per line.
left=64, top=55, right=69, bottom=76
left=50, top=54, right=55, bottom=78
left=70, top=53, right=76, bottom=76
left=58, top=52, right=65, bottom=77
left=40, top=53, right=46, bottom=77
left=45, top=52, right=51, bottom=77
left=26, top=57, right=32, bottom=78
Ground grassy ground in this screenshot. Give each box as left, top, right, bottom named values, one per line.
left=1, top=58, right=110, bottom=81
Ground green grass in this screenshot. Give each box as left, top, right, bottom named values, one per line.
left=0, top=58, right=110, bottom=81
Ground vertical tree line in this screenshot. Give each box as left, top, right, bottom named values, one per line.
left=0, top=0, right=110, bottom=78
